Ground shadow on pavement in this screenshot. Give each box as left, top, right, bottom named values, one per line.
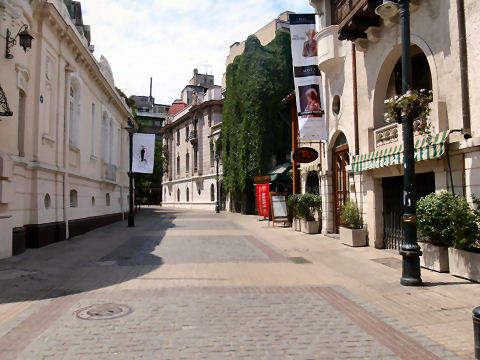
left=0, top=207, right=183, bottom=304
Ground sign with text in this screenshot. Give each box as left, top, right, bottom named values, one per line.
left=293, top=147, right=319, bottom=163
left=269, top=192, right=289, bottom=224
left=256, top=184, right=270, bottom=218
left=289, top=14, right=327, bottom=141
left=132, top=133, right=155, bottom=174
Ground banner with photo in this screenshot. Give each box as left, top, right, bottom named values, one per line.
left=289, top=14, right=327, bottom=141
left=132, top=133, right=156, bottom=174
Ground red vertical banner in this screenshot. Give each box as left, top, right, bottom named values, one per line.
left=256, top=184, right=270, bottom=218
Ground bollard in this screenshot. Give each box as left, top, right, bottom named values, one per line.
left=474, top=307, right=480, bottom=360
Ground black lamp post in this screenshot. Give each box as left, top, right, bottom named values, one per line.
left=125, top=119, right=135, bottom=227
left=376, top=0, right=422, bottom=286
left=215, top=153, right=221, bottom=213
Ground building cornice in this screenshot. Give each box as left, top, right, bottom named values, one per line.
left=41, top=2, right=132, bottom=120
left=162, top=99, right=223, bottom=133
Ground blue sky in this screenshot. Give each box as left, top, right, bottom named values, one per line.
left=80, top=0, right=314, bottom=104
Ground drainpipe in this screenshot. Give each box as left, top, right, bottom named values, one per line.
left=352, top=42, right=359, bottom=156
left=456, top=0, right=471, bottom=138
left=63, top=64, right=75, bottom=240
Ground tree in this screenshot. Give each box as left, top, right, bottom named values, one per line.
left=222, top=30, right=294, bottom=213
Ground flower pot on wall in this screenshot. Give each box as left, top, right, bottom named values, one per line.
left=301, top=220, right=319, bottom=234
left=419, top=242, right=449, bottom=273
left=339, top=227, right=367, bottom=247
left=448, top=248, right=480, bottom=282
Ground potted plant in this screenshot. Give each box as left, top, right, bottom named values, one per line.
left=287, top=194, right=301, bottom=231
left=417, top=192, right=480, bottom=280
left=339, top=199, right=366, bottom=247
left=416, top=192, right=453, bottom=272
left=296, top=193, right=322, bottom=234
left=384, top=89, right=433, bottom=136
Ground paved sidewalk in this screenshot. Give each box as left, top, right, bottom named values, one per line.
left=0, top=207, right=476, bottom=359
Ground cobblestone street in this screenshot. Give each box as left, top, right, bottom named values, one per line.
left=0, top=208, right=477, bottom=359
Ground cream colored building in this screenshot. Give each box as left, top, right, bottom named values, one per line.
left=0, top=0, right=132, bottom=258
left=305, top=0, right=480, bottom=249
left=162, top=70, right=224, bottom=210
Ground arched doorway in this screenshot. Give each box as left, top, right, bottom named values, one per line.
left=306, top=171, right=319, bottom=195
left=333, top=132, right=349, bottom=233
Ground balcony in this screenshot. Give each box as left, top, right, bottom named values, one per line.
left=188, top=130, right=198, bottom=146
left=331, top=0, right=381, bottom=41
left=316, top=25, right=345, bottom=73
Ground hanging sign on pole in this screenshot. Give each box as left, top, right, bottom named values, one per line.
left=289, top=14, right=327, bottom=141
left=132, top=133, right=155, bottom=174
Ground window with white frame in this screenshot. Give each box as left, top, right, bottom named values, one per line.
left=117, top=128, right=121, bottom=167
left=90, top=103, right=96, bottom=156
left=68, top=77, right=81, bottom=149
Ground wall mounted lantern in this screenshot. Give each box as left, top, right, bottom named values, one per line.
left=5, top=24, right=34, bottom=59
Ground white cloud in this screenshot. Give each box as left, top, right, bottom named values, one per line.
left=80, top=0, right=314, bottom=104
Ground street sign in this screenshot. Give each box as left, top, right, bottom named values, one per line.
left=293, top=147, right=318, bottom=163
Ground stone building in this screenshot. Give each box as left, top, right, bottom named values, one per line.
left=161, top=70, right=223, bottom=210
left=306, top=0, right=479, bottom=249
left=0, top=0, right=132, bottom=258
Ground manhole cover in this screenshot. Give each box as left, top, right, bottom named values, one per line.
left=289, top=256, right=312, bottom=264
left=75, top=303, right=133, bottom=320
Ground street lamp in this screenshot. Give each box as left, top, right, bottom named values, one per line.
left=215, top=152, right=221, bottom=213
left=377, top=0, right=422, bottom=286
left=5, top=24, right=34, bottom=59
left=125, top=118, right=135, bottom=227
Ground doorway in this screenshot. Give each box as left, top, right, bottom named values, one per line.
left=382, top=172, right=435, bottom=249
left=333, top=133, right=349, bottom=233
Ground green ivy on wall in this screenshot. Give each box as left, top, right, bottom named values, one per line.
left=222, top=30, right=294, bottom=195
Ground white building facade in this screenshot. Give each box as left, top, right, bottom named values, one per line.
left=161, top=82, right=223, bottom=211
left=307, top=0, right=480, bottom=249
left=0, top=0, right=132, bottom=258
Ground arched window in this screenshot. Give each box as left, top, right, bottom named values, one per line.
left=186, top=187, right=189, bottom=202
left=70, top=189, right=78, bottom=208
left=386, top=45, right=432, bottom=98
left=44, top=194, right=51, bottom=210
left=306, top=171, right=320, bottom=195
left=210, top=184, right=215, bottom=202
left=177, top=188, right=180, bottom=202
left=106, top=193, right=110, bottom=206
left=177, top=155, right=180, bottom=175
left=186, top=153, right=190, bottom=173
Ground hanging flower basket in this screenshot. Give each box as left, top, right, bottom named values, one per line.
left=384, top=89, right=433, bottom=135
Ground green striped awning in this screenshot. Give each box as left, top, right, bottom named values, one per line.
left=352, top=131, right=451, bottom=173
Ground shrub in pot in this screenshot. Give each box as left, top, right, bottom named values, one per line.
left=417, top=192, right=480, bottom=279
left=339, top=199, right=366, bottom=247
left=296, top=193, right=322, bottom=234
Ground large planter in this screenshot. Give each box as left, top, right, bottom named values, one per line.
left=448, top=247, right=480, bottom=282
left=293, top=218, right=302, bottom=232
left=301, top=220, right=319, bottom=234
left=339, top=227, right=367, bottom=247
left=419, top=242, right=449, bottom=273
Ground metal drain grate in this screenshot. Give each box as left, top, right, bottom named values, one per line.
left=75, top=303, right=133, bottom=320
left=289, top=257, right=312, bottom=264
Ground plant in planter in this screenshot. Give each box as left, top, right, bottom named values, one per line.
left=417, top=192, right=480, bottom=279
left=384, top=89, right=433, bottom=136
left=287, top=194, right=301, bottom=231
left=339, top=199, right=366, bottom=247
left=296, top=193, right=322, bottom=234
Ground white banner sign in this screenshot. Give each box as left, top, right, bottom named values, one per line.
left=132, top=133, right=155, bottom=174
left=289, top=14, right=327, bottom=141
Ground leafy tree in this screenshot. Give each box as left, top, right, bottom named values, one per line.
left=222, top=31, right=293, bottom=212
